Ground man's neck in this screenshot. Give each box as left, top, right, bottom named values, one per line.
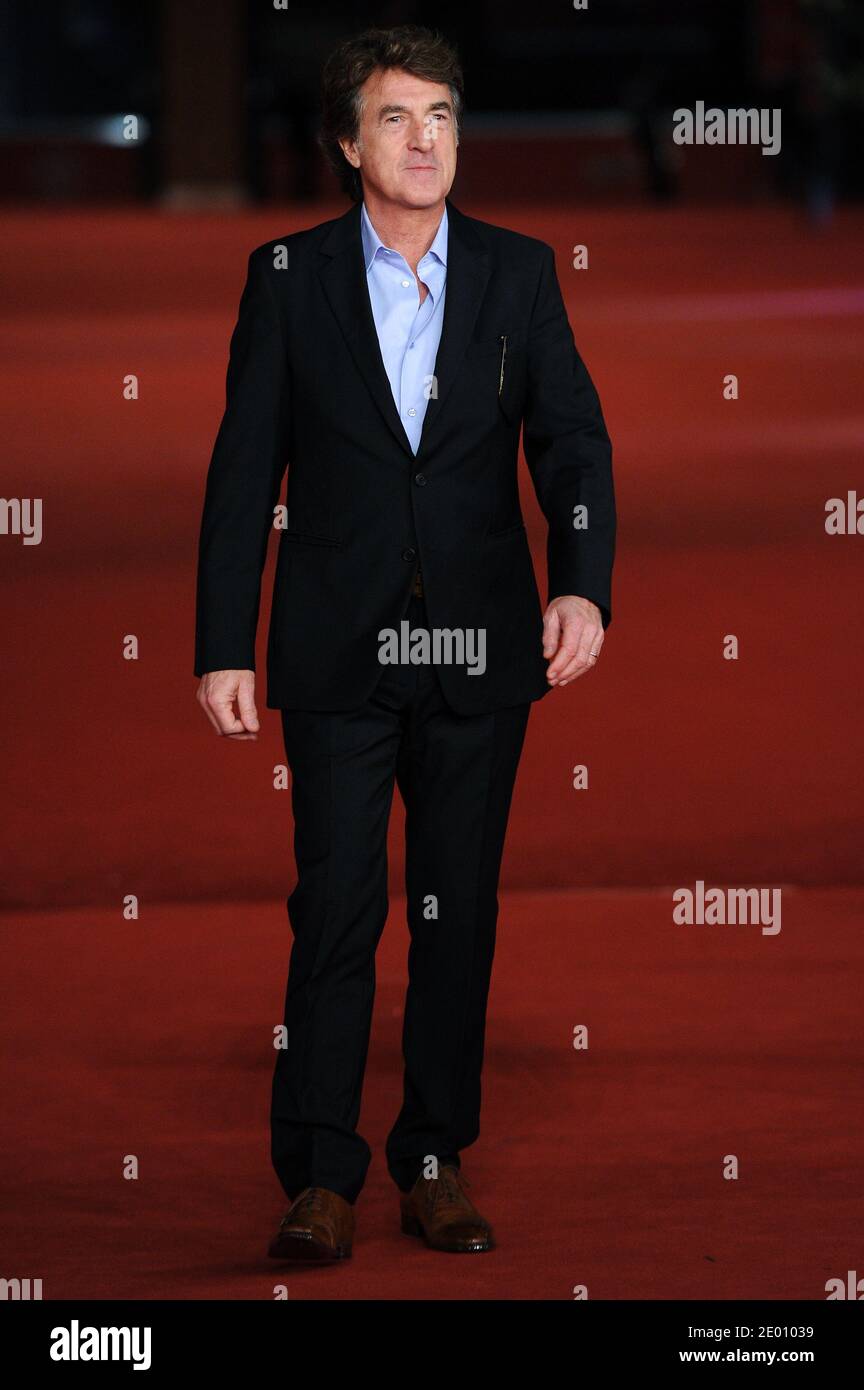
left=361, top=193, right=446, bottom=272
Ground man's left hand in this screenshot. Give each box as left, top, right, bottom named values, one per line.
left=542, top=596, right=605, bottom=685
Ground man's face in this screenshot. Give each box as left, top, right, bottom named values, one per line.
left=339, top=67, right=457, bottom=209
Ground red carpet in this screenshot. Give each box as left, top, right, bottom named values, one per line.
left=1, top=202, right=862, bottom=1299
left=2, top=890, right=862, bottom=1300
left=1, top=203, right=862, bottom=905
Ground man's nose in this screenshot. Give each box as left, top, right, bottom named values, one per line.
left=407, top=118, right=436, bottom=149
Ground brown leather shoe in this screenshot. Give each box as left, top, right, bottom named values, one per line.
left=400, top=1165, right=494, bottom=1253
left=267, top=1186, right=354, bottom=1263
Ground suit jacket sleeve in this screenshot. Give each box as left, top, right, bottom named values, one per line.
left=522, top=244, right=616, bottom=627
left=194, top=246, right=290, bottom=676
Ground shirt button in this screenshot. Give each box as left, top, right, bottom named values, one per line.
left=401, top=279, right=411, bottom=288
left=402, top=547, right=416, bottom=561
left=407, top=407, right=416, bottom=417
left=414, top=472, right=427, bottom=486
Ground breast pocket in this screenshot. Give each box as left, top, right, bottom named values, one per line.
left=464, top=331, right=527, bottom=425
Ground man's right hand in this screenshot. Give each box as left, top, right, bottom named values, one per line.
left=197, top=670, right=260, bottom=739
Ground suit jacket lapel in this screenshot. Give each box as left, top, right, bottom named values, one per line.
left=317, top=196, right=491, bottom=462
left=318, top=201, right=411, bottom=455
left=415, top=198, right=490, bottom=461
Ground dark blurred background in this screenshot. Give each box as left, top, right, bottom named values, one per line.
left=1, top=0, right=862, bottom=214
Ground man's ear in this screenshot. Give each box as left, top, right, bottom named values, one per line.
left=339, top=137, right=361, bottom=170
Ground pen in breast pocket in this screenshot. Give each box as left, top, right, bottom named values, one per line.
left=498, top=334, right=508, bottom=395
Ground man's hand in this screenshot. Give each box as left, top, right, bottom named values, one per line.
left=197, top=669, right=260, bottom=738
left=542, top=596, right=605, bottom=686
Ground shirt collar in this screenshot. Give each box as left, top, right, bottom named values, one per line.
left=360, top=201, right=448, bottom=273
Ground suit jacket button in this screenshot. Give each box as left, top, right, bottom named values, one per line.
left=402, top=547, right=416, bottom=561
left=414, top=472, right=427, bottom=486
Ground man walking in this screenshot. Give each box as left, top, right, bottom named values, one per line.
left=194, top=25, right=615, bottom=1261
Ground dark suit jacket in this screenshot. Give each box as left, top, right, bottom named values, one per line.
left=194, top=196, right=615, bottom=714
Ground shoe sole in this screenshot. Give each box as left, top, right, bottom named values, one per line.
left=400, top=1210, right=494, bottom=1252
left=268, top=1232, right=352, bottom=1263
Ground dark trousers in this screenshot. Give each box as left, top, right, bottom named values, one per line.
left=270, top=591, right=531, bottom=1203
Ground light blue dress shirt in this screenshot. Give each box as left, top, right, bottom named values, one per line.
left=360, top=201, right=448, bottom=456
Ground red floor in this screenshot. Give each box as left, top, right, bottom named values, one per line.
left=1, top=202, right=862, bottom=1299
left=2, top=889, right=861, bottom=1300
left=1, top=203, right=862, bottom=906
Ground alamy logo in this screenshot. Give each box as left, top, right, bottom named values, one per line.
left=50, top=1321, right=151, bottom=1371
left=672, top=881, right=782, bottom=935
left=673, top=102, right=781, bottom=156
left=378, top=621, right=486, bottom=675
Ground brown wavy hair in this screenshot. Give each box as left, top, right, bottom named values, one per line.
left=318, top=25, right=464, bottom=202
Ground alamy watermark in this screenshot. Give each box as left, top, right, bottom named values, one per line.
left=378, top=621, right=486, bottom=675
left=673, top=102, right=781, bottom=157
left=673, top=881, right=782, bottom=936
left=0, top=497, right=42, bottom=545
